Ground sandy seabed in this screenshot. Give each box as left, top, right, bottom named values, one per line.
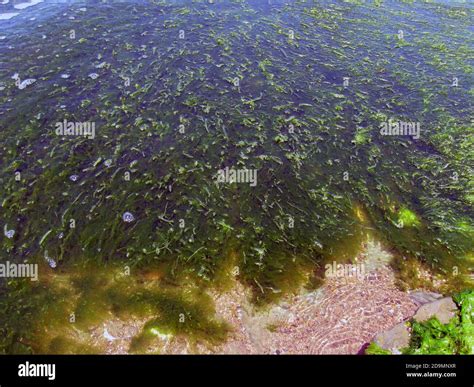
left=88, top=240, right=421, bottom=354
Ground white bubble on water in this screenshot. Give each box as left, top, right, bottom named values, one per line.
left=18, top=79, right=36, bottom=90
left=122, top=212, right=135, bottom=223
left=4, top=225, right=15, bottom=239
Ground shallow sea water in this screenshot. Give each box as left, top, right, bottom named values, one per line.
left=0, top=0, right=472, bottom=353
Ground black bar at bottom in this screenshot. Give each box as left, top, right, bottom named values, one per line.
left=0, top=355, right=472, bottom=386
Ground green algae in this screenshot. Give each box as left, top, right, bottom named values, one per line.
left=397, top=207, right=421, bottom=228
left=404, top=290, right=474, bottom=355
left=47, top=336, right=100, bottom=355
left=0, top=274, right=75, bottom=354
left=128, top=291, right=228, bottom=353
left=365, top=342, right=391, bottom=355
left=1, top=262, right=230, bottom=354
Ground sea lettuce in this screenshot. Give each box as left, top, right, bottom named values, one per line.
left=454, top=291, right=474, bottom=354
left=403, top=290, right=474, bottom=355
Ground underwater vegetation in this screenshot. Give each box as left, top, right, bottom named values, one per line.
left=0, top=0, right=473, bottom=353
left=0, top=262, right=229, bottom=353
left=404, top=291, right=474, bottom=355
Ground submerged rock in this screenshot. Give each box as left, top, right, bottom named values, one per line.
left=408, top=291, right=443, bottom=307
left=374, top=322, right=410, bottom=353
left=413, top=297, right=458, bottom=324
left=373, top=296, right=458, bottom=353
